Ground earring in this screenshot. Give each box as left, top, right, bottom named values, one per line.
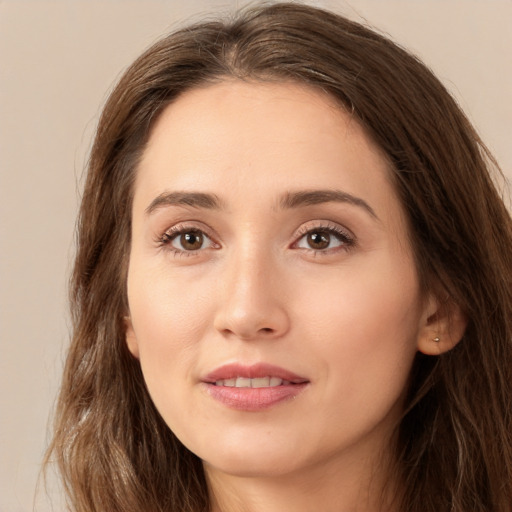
left=433, top=336, right=440, bottom=343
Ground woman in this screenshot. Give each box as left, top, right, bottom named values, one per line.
left=46, top=3, right=512, bottom=511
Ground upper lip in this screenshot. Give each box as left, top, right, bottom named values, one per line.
left=202, top=363, right=309, bottom=384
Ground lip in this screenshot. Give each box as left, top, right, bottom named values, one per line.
left=203, top=362, right=308, bottom=383
left=201, top=363, right=309, bottom=411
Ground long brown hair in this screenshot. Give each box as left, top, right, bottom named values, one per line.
left=45, top=3, right=512, bottom=511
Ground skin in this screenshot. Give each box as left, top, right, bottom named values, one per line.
left=125, top=80, right=459, bottom=512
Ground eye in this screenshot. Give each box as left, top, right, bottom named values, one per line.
left=294, top=224, right=355, bottom=252
left=160, top=227, right=216, bottom=253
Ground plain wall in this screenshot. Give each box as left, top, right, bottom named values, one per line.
left=1, top=1, right=510, bottom=510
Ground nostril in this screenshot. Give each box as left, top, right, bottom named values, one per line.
left=214, top=300, right=290, bottom=340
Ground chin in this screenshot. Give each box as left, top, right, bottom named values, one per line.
left=203, top=453, right=306, bottom=479
left=194, top=432, right=308, bottom=479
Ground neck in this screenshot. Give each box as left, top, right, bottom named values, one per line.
left=204, top=448, right=400, bottom=512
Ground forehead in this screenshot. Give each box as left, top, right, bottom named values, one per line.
left=141, top=80, right=353, bottom=173
left=134, top=80, right=402, bottom=226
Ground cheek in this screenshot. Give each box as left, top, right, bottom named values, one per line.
left=296, top=255, right=422, bottom=395
left=126, top=266, right=214, bottom=405
left=128, top=263, right=213, bottom=345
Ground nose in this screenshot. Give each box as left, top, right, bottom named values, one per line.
left=213, top=248, right=290, bottom=341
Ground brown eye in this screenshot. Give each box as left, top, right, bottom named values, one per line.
left=307, top=231, right=330, bottom=250
left=163, top=229, right=215, bottom=252
left=295, top=225, right=353, bottom=252
left=177, top=231, right=204, bottom=250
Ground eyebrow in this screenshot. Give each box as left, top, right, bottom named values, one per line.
left=145, top=188, right=377, bottom=220
left=145, top=191, right=223, bottom=215
left=280, top=189, right=378, bottom=219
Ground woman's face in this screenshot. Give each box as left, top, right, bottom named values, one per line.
left=126, top=80, right=433, bottom=480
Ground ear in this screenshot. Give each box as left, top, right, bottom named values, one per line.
left=416, top=293, right=467, bottom=356
left=124, top=316, right=140, bottom=359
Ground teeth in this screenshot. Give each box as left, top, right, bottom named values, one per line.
left=214, top=377, right=286, bottom=388
left=251, top=377, right=270, bottom=388
left=235, top=377, right=251, bottom=388
left=270, top=376, right=282, bottom=386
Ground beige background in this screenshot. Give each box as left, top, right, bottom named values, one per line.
left=1, top=1, right=510, bottom=510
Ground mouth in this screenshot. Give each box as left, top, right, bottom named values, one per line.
left=212, top=376, right=294, bottom=388
left=202, top=363, right=309, bottom=411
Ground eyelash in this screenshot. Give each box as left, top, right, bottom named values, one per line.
left=158, top=222, right=356, bottom=257
left=158, top=223, right=217, bottom=258
left=293, top=222, right=356, bottom=255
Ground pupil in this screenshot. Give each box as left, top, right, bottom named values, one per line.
left=308, top=231, right=330, bottom=249
left=181, top=231, right=203, bottom=250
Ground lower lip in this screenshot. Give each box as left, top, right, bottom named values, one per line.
left=203, top=383, right=308, bottom=411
